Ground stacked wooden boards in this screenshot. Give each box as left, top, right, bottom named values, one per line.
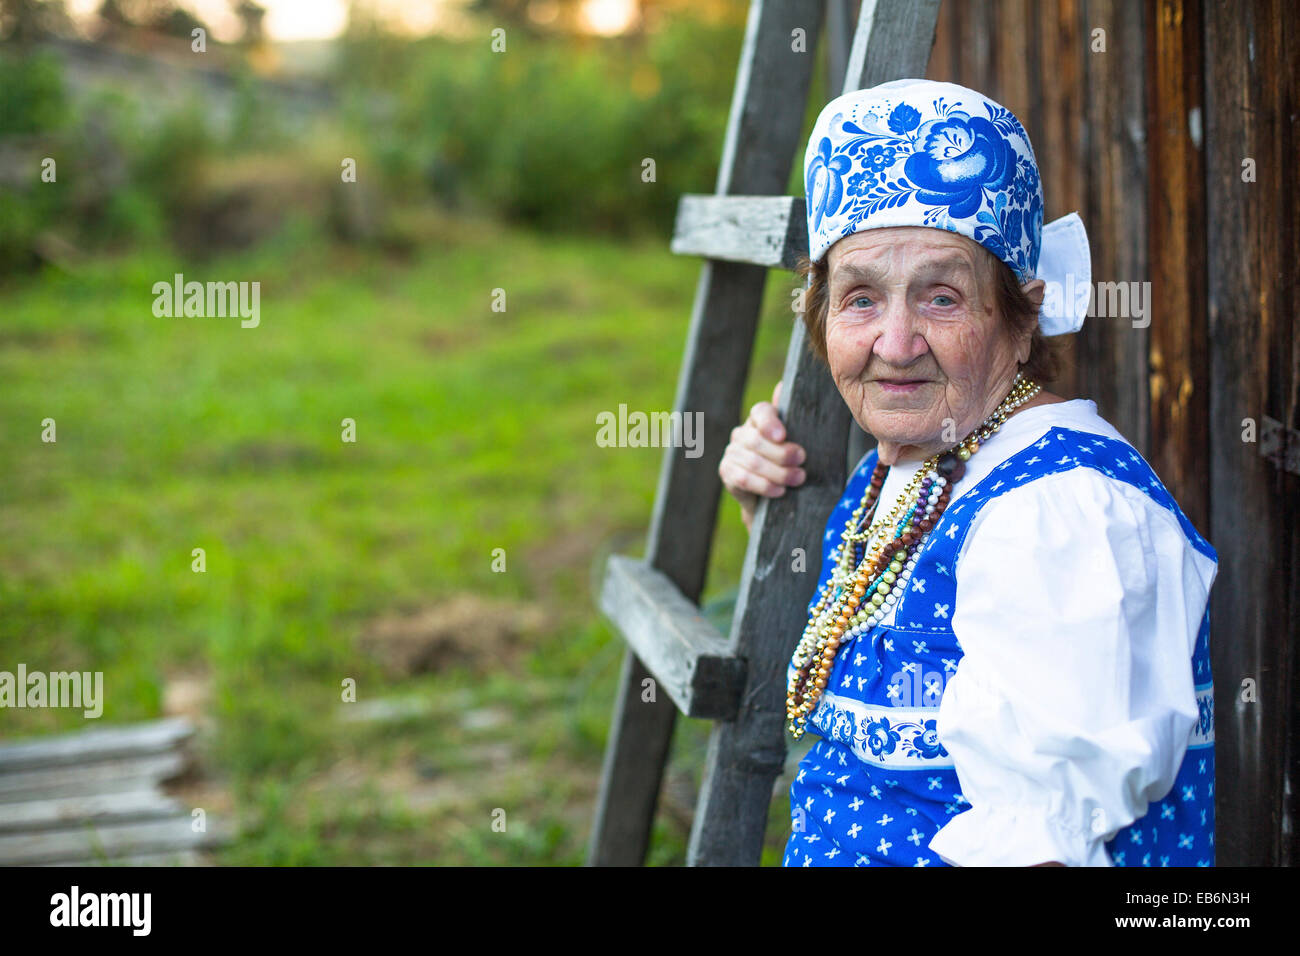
left=0, top=717, right=228, bottom=865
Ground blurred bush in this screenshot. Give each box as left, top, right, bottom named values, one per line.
left=0, top=47, right=69, bottom=134
left=0, top=11, right=747, bottom=274
left=340, top=15, right=741, bottom=238
left=0, top=49, right=70, bottom=272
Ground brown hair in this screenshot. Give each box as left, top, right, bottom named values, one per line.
left=793, top=242, right=1062, bottom=383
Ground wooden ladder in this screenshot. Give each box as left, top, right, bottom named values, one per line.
left=587, top=0, right=942, bottom=866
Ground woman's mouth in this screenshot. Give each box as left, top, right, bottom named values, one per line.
left=873, top=378, right=931, bottom=394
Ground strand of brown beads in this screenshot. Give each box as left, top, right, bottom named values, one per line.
left=786, top=372, right=1041, bottom=738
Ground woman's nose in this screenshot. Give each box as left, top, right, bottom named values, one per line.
left=872, top=300, right=928, bottom=366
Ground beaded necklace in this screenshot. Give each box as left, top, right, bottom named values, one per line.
left=786, top=372, right=1042, bottom=739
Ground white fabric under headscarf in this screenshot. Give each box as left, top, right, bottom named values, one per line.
left=804, top=78, right=1091, bottom=336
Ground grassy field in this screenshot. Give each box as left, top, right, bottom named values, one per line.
left=0, top=209, right=806, bottom=865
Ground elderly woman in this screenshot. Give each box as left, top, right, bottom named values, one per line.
left=719, top=80, right=1217, bottom=867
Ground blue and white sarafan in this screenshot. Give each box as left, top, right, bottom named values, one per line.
left=804, top=79, right=1044, bottom=284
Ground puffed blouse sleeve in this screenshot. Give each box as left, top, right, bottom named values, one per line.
left=926, top=468, right=1217, bottom=867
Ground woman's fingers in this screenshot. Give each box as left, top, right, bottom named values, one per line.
left=748, top=399, right=787, bottom=443
left=724, top=444, right=805, bottom=495
left=719, top=383, right=808, bottom=515
left=718, top=457, right=762, bottom=505
left=720, top=454, right=786, bottom=500
left=722, top=418, right=807, bottom=499
left=731, top=420, right=806, bottom=470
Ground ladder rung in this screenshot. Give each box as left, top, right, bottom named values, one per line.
left=599, top=555, right=746, bottom=720
left=670, top=194, right=808, bottom=269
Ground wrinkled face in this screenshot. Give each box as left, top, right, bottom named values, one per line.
left=825, top=227, right=1029, bottom=458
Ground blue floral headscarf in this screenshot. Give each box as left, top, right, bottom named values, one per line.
left=804, top=79, right=1090, bottom=335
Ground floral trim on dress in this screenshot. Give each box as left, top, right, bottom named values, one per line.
left=810, top=692, right=954, bottom=768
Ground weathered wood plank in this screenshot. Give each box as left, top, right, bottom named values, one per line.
left=1031, top=0, right=1087, bottom=401
left=0, top=815, right=225, bottom=866
left=1204, top=0, right=1299, bottom=866
left=599, top=556, right=745, bottom=720
left=0, top=717, right=194, bottom=773
left=0, top=752, right=187, bottom=803
left=958, top=0, right=995, bottom=90
left=1078, top=0, right=1150, bottom=453
left=928, top=0, right=957, bottom=82
left=585, top=649, right=675, bottom=867
left=1145, top=0, right=1209, bottom=535
left=1034, top=0, right=1088, bottom=222
left=670, top=195, right=807, bottom=269
left=992, top=0, right=1032, bottom=125
left=0, top=789, right=181, bottom=834
left=588, top=0, right=827, bottom=868
left=841, top=0, right=943, bottom=93
left=826, top=0, right=855, bottom=93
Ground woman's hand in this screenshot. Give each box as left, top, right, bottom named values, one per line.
left=719, top=381, right=808, bottom=532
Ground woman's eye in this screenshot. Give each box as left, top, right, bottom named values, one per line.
left=851, top=295, right=873, bottom=308
left=932, top=294, right=956, bottom=306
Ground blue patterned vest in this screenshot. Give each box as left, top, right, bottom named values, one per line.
left=783, top=427, right=1216, bottom=867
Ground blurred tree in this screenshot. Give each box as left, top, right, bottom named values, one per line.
left=235, top=0, right=265, bottom=45
left=339, top=0, right=420, bottom=89
left=150, top=5, right=207, bottom=38
left=0, top=0, right=73, bottom=44
left=466, top=0, right=535, bottom=32
left=464, top=0, right=743, bottom=38
left=96, top=0, right=209, bottom=39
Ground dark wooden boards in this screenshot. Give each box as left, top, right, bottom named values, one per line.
left=1079, top=0, right=1151, bottom=456
left=1203, top=0, right=1299, bottom=866
left=1146, top=0, right=1209, bottom=534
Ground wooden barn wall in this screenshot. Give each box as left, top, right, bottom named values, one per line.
left=1202, top=0, right=1298, bottom=867
left=924, top=0, right=1298, bottom=864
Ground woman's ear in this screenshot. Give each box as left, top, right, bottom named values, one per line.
left=1016, top=278, right=1045, bottom=365
left=1021, top=277, right=1046, bottom=311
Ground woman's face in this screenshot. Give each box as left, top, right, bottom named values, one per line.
left=824, top=227, right=1033, bottom=461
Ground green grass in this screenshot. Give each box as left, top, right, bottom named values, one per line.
left=0, top=208, right=803, bottom=865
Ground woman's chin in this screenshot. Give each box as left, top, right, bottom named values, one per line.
left=861, top=413, right=941, bottom=448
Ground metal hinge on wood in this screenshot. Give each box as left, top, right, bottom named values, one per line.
left=1260, top=415, right=1300, bottom=476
